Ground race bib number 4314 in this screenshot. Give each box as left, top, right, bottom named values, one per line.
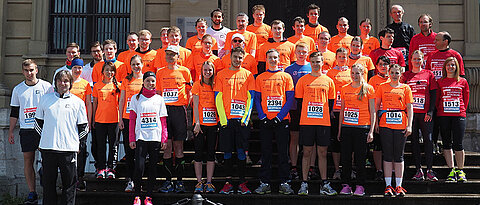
left=140, top=112, right=158, bottom=128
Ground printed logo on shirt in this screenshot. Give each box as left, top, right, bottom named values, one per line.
left=35, top=90, right=40, bottom=94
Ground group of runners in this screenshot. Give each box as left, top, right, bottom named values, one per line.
left=8, top=3, right=470, bottom=205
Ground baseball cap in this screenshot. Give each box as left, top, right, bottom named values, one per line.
left=165, top=45, right=179, bottom=54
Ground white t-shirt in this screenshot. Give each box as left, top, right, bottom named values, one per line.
left=36, top=92, right=88, bottom=152
left=81, top=61, right=94, bottom=86
left=130, top=94, right=168, bottom=142
left=206, top=26, right=231, bottom=58
left=10, top=79, right=52, bottom=129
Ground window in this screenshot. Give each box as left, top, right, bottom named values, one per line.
left=49, top=0, right=131, bottom=54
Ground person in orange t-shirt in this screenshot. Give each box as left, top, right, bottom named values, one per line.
left=375, top=64, right=413, bottom=196
left=186, top=18, right=218, bottom=54
left=359, top=19, right=380, bottom=57
left=347, top=36, right=375, bottom=80
left=304, top=4, right=329, bottom=43
left=295, top=52, right=336, bottom=195
left=92, top=62, right=121, bottom=179
left=192, top=61, right=218, bottom=193
left=224, top=13, right=258, bottom=57
left=220, top=33, right=258, bottom=74
left=247, top=5, right=272, bottom=48
left=367, top=55, right=391, bottom=178
left=337, top=64, right=376, bottom=195
left=129, top=30, right=158, bottom=74
left=155, top=45, right=193, bottom=192
left=117, top=32, right=138, bottom=64
left=254, top=49, right=295, bottom=193
left=317, top=32, right=336, bottom=73
left=287, top=17, right=316, bottom=54
left=328, top=17, right=354, bottom=53
left=118, top=55, right=144, bottom=187
left=214, top=47, right=255, bottom=194
left=256, top=20, right=295, bottom=74
left=153, top=26, right=192, bottom=70
left=70, top=57, right=92, bottom=187
left=186, top=34, right=222, bottom=81
left=326, top=47, right=351, bottom=179
left=92, top=40, right=128, bottom=83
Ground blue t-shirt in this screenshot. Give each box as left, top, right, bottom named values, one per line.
left=284, top=62, right=312, bottom=110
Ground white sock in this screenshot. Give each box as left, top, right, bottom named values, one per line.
left=385, top=177, right=392, bottom=187
left=395, top=177, right=403, bottom=187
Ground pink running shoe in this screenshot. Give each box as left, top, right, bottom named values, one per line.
left=133, top=196, right=141, bottom=205
left=144, top=196, right=153, bottom=205
left=339, top=184, right=352, bottom=195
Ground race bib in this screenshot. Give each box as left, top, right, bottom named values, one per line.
left=230, top=99, right=246, bottom=116
left=397, top=47, right=407, bottom=60
left=412, top=94, right=426, bottom=110
left=126, top=98, right=132, bottom=113
left=266, top=96, right=282, bottom=112
left=335, top=91, right=341, bottom=108
left=163, top=88, right=179, bottom=103
left=443, top=99, right=460, bottom=113
left=202, top=107, right=217, bottom=124
left=140, top=112, right=158, bottom=128
left=430, top=61, right=444, bottom=79
left=24, top=107, right=37, bottom=124
left=386, top=111, right=402, bottom=124
left=307, top=102, right=324, bottom=119
left=343, top=107, right=359, bottom=124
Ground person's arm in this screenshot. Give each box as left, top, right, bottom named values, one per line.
left=118, top=90, right=126, bottom=129
left=276, top=91, right=294, bottom=121
left=374, top=98, right=381, bottom=134
left=425, top=89, right=436, bottom=122
left=215, top=91, right=228, bottom=127
left=404, top=103, right=413, bottom=137
left=129, top=110, right=137, bottom=149
left=241, top=90, right=255, bottom=126
left=337, top=100, right=344, bottom=141
left=85, top=94, right=92, bottom=130
left=254, top=91, right=266, bottom=120
left=368, top=98, right=376, bottom=142
left=92, top=97, right=98, bottom=129
left=8, top=106, right=19, bottom=144
left=77, top=123, right=88, bottom=140
left=193, top=94, right=202, bottom=136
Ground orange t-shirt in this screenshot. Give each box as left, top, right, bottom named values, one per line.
left=92, top=61, right=127, bottom=83
left=368, top=75, right=390, bottom=91
left=224, top=30, right=257, bottom=55
left=320, top=50, right=336, bottom=72
left=247, top=23, right=272, bottom=47
left=256, top=40, right=296, bottom=70
left=136, top=49, right=158, bottom=74
left=186, top=52, right=222, bottom=82
left=340, top=83, right=375, bottom=126
left=375, top=83, right=413, bottom=129
left=185, top=36, right=218, bottom=54
left=255, top=71, right=294, bottom=120
left=327, top=67, right=352, bottom=111
left=295, top=74, right=335, bottom=126
left=191, top=81, right=217, bottom=126
left=153, top=46, right=191, bottom=70
left=327, top=35, right=354, bottom=53
left=118, top=50, right=136, bottom=64
left=155, top=66, right=192, bottom=106
left=220, top=53, right=258, bottom=74
left=304, top=23, right=329, bottom=41
left=287, top=35, right=316, bottom=54
left=71, top=78, right=92, bottom=103
left=362, top=36, right=380, bottom=57
left=92, top=81, right=120, bottom=123
left=346, top=56, right=375, bottom=81
left=119, top=78, right=143, bottom=119
left=214, top=68, right=255, bottom=120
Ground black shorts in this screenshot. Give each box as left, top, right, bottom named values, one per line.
left=299, top=125, right=331, bottom=147
left=19, top=129, right=40, bottom=152
left=218, top=119, right=250, bottom=153
left=289, top=108, right=301, bottom=131
left=166, top=105, right=188, bottom=141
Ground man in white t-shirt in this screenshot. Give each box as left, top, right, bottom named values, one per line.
left=206, top=8, right=231, bottom=58
left=81, top=41, right=104, bottom=86
left=35, top=70, right=88, bottom=205
left=9, top=59, right=52, bottom=204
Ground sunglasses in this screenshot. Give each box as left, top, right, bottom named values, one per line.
left=233, top=39, right=243, bottom=43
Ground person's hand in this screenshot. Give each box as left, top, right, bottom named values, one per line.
left=367, top=131, right=374, bottom=143
left=260, top=117, right=270, bottom=128
left=193, top=123, right=202, bottom=136
left=337, top=132, right=341, bottom=142
left=374, top=121, right=379, bottom=134
left=271, top=116, right=281, bottom=127
left=161, top=143, right=167, bottom=150
left=8, top=131, right=14, bottom=144
left=424, top=113, right=432, bottom=122
left=129, top=141, right=136, bottom=149
left=403, top=126, right=412, bottom=137
left=118, top=120, right=124, bottom=130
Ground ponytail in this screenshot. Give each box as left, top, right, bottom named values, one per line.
left=136, top=87, right=144, bottom=100
left=112, top=76, right=121, bottom=93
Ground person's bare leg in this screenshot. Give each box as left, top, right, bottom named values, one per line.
left=173, top=140, right=184, bottom=158
left=163, top=139, right=173, bottom=159
left=206, top=161, right=215, bottom=182
left=289, top=131, right=299, bottom=166
left=194, top=162, right=202, bottom=182
left=383, top=161, right=393, bottom=178
left=23, top=152, right=36, bottom=192
left=302, top=146, right=313, bottom=181
left=332, top=152, right=340, bottom=171
left=373, top=151, right=383, bottom=171
left=393, top=162, right=404, bottom=179
left=317, top=146, right=328, bottom=180
left=443, top=149, right=454, bottom=168
left=455, top=150, right=465, bottom=169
